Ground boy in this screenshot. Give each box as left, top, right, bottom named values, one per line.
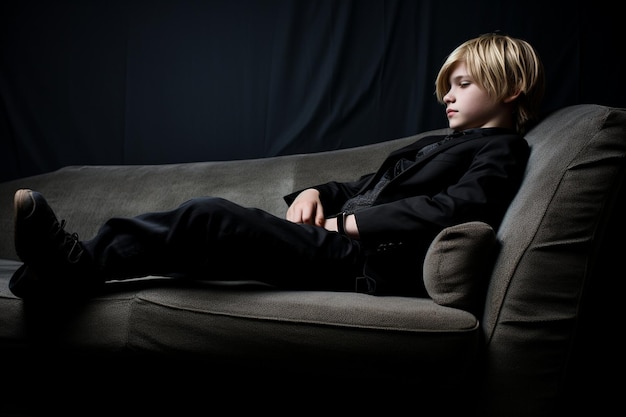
left=10, top=33, right=545, bottom=299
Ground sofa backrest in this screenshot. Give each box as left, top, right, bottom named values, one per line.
left=479, top=104, right=626, bottom=415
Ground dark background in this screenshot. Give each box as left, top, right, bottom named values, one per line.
left=1, top=0, right=623, bottom=182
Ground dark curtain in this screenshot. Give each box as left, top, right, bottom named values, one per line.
left=1, top=0, right=622, bottom=182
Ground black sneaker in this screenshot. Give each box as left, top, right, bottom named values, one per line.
left=12, top=189, right=101, bottom=297
left=14, top=189, right=84, bottom=267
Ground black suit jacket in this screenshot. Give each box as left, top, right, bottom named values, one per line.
left=284, top=127, right=530, bottom=294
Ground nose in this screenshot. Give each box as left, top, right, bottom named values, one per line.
left=444, top=90, right=454, bottom=103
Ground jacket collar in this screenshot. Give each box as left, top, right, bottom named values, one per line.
left=447, top=127, right=516, bottom=138
left=389, top=127, right=517, bottom=157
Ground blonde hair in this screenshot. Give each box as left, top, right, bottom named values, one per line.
left=435, top=33, right=545, bottom=134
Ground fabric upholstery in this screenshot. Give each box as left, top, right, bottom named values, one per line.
left=480, top=104, right=626, bottom=415
left=423, top=221, right=496, bottom=312
left=0, top=257, right=480, bottom=377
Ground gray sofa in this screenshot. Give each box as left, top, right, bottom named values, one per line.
left=1, top=104, right=624, bottom=416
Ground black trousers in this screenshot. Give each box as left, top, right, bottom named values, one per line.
left=82, top=197, right=364, bottom=291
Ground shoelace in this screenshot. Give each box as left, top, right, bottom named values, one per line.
left=54, top=219, right=84, bottom=263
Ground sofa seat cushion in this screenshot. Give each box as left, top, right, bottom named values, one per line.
left=0, top=258, right=479, bottom=379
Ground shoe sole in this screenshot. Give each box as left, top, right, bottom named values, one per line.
left=14, top=188, right=34, bottom=220
left=13, top=188, right=34, bottom=260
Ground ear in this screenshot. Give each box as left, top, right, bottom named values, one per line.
left=503, top=89, right=522, bottom=103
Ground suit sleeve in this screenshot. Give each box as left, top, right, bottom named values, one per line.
left=283, top=173, right=375, bottom=214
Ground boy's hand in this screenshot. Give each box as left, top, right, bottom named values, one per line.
left=286, top=188, right=325, bottom=226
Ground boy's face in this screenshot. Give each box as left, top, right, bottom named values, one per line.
left=443, top=62, right=512, bottom=131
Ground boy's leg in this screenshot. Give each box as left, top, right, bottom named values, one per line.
left=84, top=196, right=363, bottom=289
left=11, top=190, right=362, bottom=298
